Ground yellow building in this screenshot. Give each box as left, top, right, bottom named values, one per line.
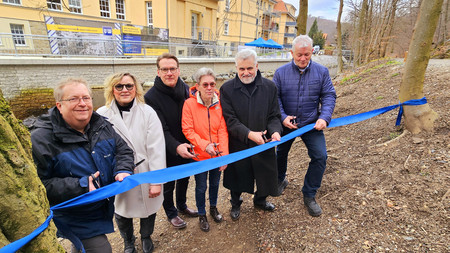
left=216, top=0, right=295, bottom=49
left=273, top=0, right=297, bottom=48
left=0, top=0, right=291, bottom=56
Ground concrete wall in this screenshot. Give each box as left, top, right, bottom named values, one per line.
left=0, top=56, right=291, bottom=119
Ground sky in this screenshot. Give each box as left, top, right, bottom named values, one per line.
left=282, top=0, right=342, bottom=21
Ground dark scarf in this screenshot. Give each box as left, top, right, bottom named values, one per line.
left=116, top=98, right=134, bottom=118
left=154, top=76, right=188, bottom=102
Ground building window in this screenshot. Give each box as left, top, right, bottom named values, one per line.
left=116, top=0, right=125, bottom=20
left=69, top=0, right=82, bottom=13
left=3, top=0, right=21, bottom=5
left=146, top=1, right=153, bottom=28
left=47, top=0, right=62, bottom=10
left=225, top=0, right=230, bottom=11
left=99, top=0, right=110, bottom=18
left=10, top=24, right=26, bottom=46
left=224, top=21, right=229, bottom=35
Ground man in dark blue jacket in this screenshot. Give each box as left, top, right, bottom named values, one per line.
left=273, top=35, right=336, bottom=217
left=31, top=78, right=134, bottom=252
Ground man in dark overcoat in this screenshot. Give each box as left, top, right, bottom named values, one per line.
left=220, top=49, right=282, bottom=221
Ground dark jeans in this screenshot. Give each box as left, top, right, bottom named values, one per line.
left=276, top=129, right=327, bottom=198
left=194, top=168, right=221, bottom=215
left=71, top=234, right=112, bottom=253
left=162, top=177, right=190, bottom=219
left=230, top=190, right=267, bottom=206
left=115, top=213, right=156, bottom=239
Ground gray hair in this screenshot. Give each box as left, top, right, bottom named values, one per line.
left=235, top=49, right=258, bottom=66
left=54, top=78, right=92, bottom=102
left=193, top=67, right=216, bottom=83
left=292, top=35, right=313, bottom=49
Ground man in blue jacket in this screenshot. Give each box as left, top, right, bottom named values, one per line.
left=31, top=78, right=134, bottom=252
left=273, top=35, right=336, bottom=217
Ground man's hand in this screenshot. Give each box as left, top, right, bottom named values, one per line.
left=115, top=172, right=131, bottom=182
left=283, top=116, right=298, bottom=129
left=88, top=171, right=100, bottom=192
left=148, top=184, right=162, bottom=198
left=248, top=131, right=266, bottom=145
left=314, top=119, right=327, bottom=131
left=176, top=143, right=196, bottom=159
left=271, top=132, right=281, bottom=142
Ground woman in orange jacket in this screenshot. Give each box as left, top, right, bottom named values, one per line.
left=182, top=67, right=229, bottom=232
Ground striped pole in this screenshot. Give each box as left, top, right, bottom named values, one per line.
left=115, top=23, right=123, bottom=56
left=45, top=16, right=60, bottom=55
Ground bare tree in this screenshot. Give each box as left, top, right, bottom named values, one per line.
left=398, top=0, right=443, bottom=133
left=296, top=0, right=308, bottom=35
left=337, top=0, right=344, bottom=73
left=354, top=0, right=368, bottom=66
left=0, top=91, right=63, bottom=251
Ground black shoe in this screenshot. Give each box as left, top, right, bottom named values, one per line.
left=178, top=207, right=199, bottom=217
left=124, top=235, right=136, bottom=253
left=254, top=201, right=275, bottom=211
left=141, top=237, right=154, bottom=253
left=199, top=215, right=210, bottom=232
left=210, top=206, right=223, bottom=223
left=230, top=205, right=241, bottom=221
left=304, top=197, right=322, bottom=217
left=275, top=179, right=289, bottom=196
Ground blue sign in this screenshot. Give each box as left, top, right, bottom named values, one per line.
left=123, top=35, right=142, bottom=54
left=103, top=26, right=113, bottom=36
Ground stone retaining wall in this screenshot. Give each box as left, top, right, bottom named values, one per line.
left=0, top=56, right=292, bottom=119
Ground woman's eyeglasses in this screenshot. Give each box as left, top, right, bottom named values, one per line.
left=115, top=83, right=135, bottom=91
left=201, top=82, right=216, bottom=88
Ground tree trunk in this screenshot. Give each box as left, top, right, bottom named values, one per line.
left=381, top=0, right=399, bottom=58
left=337, top=0, right=344, bottom=73
left=398, top=0, right=443, bottom=134
left=296, top=0, right=308, bottom=35
left=355, top=0, right=368, bottom=66
left=0, top=90, right=63, bottom=251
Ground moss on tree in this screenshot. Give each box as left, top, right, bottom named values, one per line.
left=0, top=89, right=63, bottom=252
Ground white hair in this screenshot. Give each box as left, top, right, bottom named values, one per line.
left=193, top=67, right=216, bottom=83
left=235, top=49, right=258, bottom=65
left=292, top=35, right=313, bottom=48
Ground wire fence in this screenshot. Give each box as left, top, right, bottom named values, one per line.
left=0, top=33, right=291, bottom=59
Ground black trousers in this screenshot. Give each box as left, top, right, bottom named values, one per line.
left=230, top=190, right=267, bottom=207
left=115, top=213, right=156, bottom=240
left=162, top=176, right=190, bottom=219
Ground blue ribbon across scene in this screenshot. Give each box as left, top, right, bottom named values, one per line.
left=0, top=97, right=427, bottom=253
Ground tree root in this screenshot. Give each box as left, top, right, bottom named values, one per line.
left=370, top=130, right=409, bottom=149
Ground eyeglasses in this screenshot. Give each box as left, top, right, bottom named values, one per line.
left=159, top=67, right=178, bottom=74
left=60, top=96, right=93, bottom=104
left=114, top=83, right=135, bottom=91
left=201, top=82, right=216, bottom=88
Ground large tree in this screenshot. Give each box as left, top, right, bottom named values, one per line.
left=296, top=0, right=308, bottom=35
left=0, top=90, right=63, bottom=251
left=398, top=0, right=443, bottom=133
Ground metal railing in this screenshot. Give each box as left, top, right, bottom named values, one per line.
left=0, top=33, right=290, bottom=59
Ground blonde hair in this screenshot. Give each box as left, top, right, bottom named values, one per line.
left=103, top=73, right=145, bottom=107
left=54, top=78, right=91, bottom=102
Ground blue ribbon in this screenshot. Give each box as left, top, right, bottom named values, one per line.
left=0, top=97, right=427, bottom=252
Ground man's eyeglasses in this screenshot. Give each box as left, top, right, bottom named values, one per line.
left=60, top=97, right=93, bottom=104
left=201, top=82, right=216, bottom=88
left=159, top=67, right=178, bottom=74
left=114, top=83, right=135, bottom=91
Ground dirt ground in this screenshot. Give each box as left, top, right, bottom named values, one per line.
left=62, top=59, right=449, bottom=252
